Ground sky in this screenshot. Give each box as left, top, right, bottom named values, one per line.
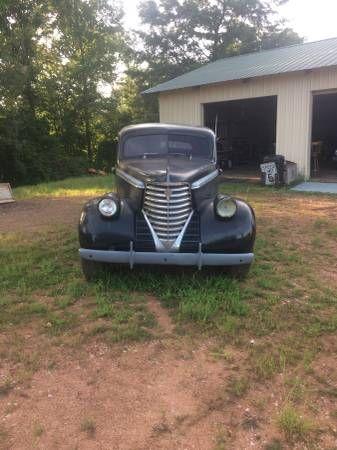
left=122, top=0, right=337, bottom=43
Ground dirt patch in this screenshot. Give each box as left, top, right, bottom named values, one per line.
left=2, top=335, right=334, bottom=450
left=146, top=296, right=175, bottom=335
left=0, top=197, right=88, bottom=234
left=0, top=338, right=236, bottom=450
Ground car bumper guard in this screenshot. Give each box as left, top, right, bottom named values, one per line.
left=79, top=243, right=254, bottom=270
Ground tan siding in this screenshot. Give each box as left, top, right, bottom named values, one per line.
left=159, top=67, right=337, bottom=178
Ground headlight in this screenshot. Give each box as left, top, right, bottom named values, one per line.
left=215, top=195, right=237, bottom=219
left=98, top=197, right=118, bottom=218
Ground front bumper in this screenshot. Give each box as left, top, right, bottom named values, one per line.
left=79, top=244, right=254, bottom=270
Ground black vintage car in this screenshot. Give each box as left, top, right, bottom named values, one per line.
left=79, top=124, right=256, bottom=280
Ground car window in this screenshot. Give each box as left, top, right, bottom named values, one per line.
left=122, top=133, right=213, bottom=159
left=123, top=135, right=167, bottom=158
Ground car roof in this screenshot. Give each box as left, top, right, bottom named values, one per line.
left=119, top=123, right=215, bottom=138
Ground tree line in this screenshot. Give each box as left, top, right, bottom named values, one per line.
left=0, top=0, right=301, bottom=186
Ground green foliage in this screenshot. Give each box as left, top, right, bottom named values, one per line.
left=136, top=0, right=302, bottom=87
left=278, top=405, right=314, bottom=442
left=0, top=0, right=124, bottom=185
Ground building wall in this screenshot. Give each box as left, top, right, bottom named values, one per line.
left=159, top=67, right=337, bottom=178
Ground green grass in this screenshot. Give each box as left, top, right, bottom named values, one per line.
left=227, top=376, right=250, bottom=398
left=277, top=405, right=315, bottom=442
left=13, top=174, right=115, bottom=199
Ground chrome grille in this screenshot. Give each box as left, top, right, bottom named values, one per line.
left=143, top=182, right=192, bottom=244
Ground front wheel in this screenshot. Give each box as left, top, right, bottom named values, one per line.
left=227, top=264, right=251, bottom=280
left=81, top=258, right=106, bottom=281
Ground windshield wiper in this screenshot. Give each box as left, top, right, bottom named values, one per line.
left=141, top=152, right=193, bottom=159
left=142, top=153, right=163, bottom=159
left=168, top=152, right=192, bottom=159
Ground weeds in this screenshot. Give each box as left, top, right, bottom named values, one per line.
left=0, top=378, right=13, bottom=397
left=80, top=418, right=96, bottom=438
left=227, top=376, right=250, bottom=398
left=264, top=439, right=283, bottom=450
left=33, top=423, right=44, bottom=438
left=277, top=405, right=314, bottom=442
left=285, top=377, right=307, bottom=403
left=0, top=425, right=9, bottom=442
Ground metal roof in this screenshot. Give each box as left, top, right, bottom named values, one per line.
left=144, top=37, right=337, bottom=94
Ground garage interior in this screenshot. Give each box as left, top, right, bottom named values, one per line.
left=204, top=96, right=277, bottom=180
left=311, top=92, right=337, bottom=180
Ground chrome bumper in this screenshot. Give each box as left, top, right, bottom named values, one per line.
left=79, top=244, right=254, bottom=269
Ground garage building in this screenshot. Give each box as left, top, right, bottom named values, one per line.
left=144, top=38, right=337, bottom=180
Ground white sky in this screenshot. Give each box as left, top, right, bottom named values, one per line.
left=122, top=0, right=337, bottom=43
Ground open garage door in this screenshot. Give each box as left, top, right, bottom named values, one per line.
left=204, top=96, right=277, bottom=180
left=311, top=92, right=337, bottom=181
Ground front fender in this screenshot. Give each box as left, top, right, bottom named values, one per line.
left=199, top=198, right=256, bottom=253
left=79, top=194, right=134, bottom=250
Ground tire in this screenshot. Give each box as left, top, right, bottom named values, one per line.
left=227, top=264, right=251, bottom=280
left=81, top=257, right=105, bottom=281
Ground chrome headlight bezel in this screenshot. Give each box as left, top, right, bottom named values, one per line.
left=214, top=194, right=237, bottom=219
left=98, top=195, right=119, bottom=218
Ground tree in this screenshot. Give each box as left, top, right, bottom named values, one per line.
left=52, top=0, right=125, bottom=164
left=0, top=0, right=53, bottom=115
left=191, top=0, right=302, bottom=61
left=0, top=0, right=65, bottom=184
left=0, top=0, right=128, bottom=184
left=137, top=0, right=205, bottom=83
left=137, top=0, right=302, bottom=79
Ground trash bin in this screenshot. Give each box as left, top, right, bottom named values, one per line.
left=260, top=155, right=285, bottom=186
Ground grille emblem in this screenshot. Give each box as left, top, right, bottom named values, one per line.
left=165, top=186, right=171, bottom=201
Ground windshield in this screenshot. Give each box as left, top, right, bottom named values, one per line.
left=121, top=133, right=214, bottom=159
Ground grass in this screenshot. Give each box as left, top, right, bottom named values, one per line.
left=227, top=376, right=250, bottom=398
left=0, top=378, right=13, bottom=397
left=13, top=174, right=115, bottom=199
left=264, top=439, right=284, bottom=450
left=0, top=425, right=9, bottom=442
left=2, top=176, right=337, bottom=447
left=285, top=377, right=307, bottom=403
left=80, top=418, right=96, bottom=438
left=277, top=405, right=315, bottom=442
left=33, top=423, right=44, bottom=438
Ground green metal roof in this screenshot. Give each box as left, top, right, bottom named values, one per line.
left=144, top=37, right=337, bottom=94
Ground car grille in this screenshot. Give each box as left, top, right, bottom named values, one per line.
left=143, top=182, right=192, bottom=245
left=180, top=212, right=200, bottom=253
left=134, top=214, right=156, bottom=252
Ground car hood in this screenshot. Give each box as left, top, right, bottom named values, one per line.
left=118, top=157, right=216, bottom=184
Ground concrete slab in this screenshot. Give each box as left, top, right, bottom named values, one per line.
left=291, top=182, right=337, bottom=194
